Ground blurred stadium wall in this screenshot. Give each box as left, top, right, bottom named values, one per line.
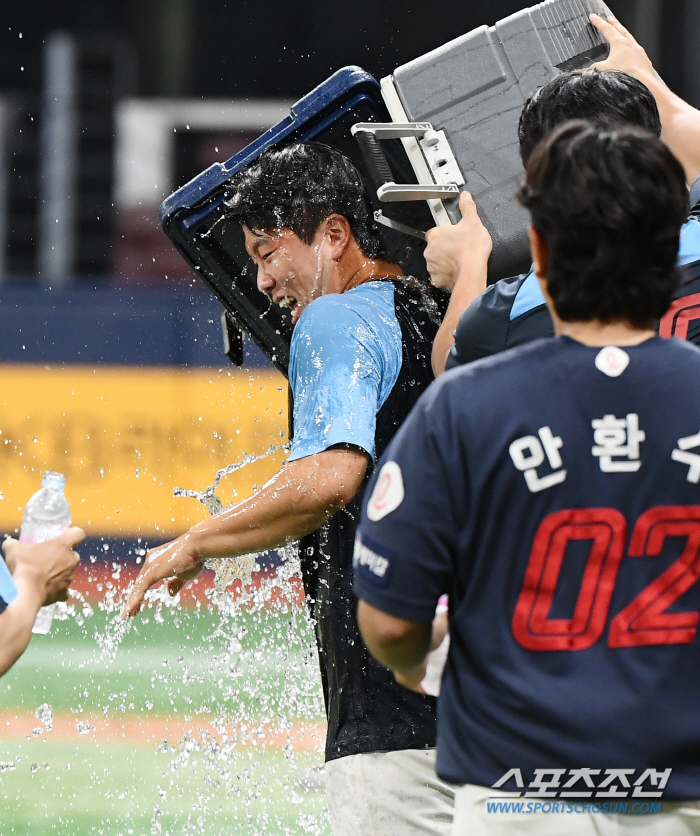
left=0, top=288, right=288, bottom=560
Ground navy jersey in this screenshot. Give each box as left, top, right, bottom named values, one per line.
left=355, top=335, right=700, bottom=798
left=446, top=181, right=700, bottom=369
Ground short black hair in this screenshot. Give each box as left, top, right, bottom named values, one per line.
left=226, top=142, right=390, bottom=260
left=518, top=121, right=687, bottom=327
left=518, top=69, right=662, bottom=165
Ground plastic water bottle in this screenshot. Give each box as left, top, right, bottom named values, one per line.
left=19, top=471, right=71, bottom=634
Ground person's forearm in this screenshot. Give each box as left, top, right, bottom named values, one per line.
left=0, top=574, right=44, bottom=676
left=366, top=630, right=430, bottom=685
left=432, top=267, right=486, bottom=376
left=636, top=70, right=700, bottom=186
left=590, top=15, right=700, bottom=186
left=188, top=452, right=364, bottom=561
left=188, top=483, right=328, bottom=560
left=124, top=449, right=369, bottom=617
left=368, top=631, right=431, bottom=692
left=357, top=600, right=432, bottom=689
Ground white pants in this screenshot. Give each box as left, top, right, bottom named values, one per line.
left=452, top=783, right=700, bottom=836
left=324, top=748, right=454, bottom=836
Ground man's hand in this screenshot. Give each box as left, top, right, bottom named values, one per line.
left=590, top=14, right=656, bottom=82
left=123, top=534, right=203, bottom=619
left=591, top=13, right=700, bottom=186
left=428, top=192, right=492, bottom=375
left=3, top=527, right=84, bottom=605
left=424, top=192, right=492, bottom=292
left=0, top=528, right=83, bottom=676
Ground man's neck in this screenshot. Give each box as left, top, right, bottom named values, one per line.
left=333, top=245, right=403, bottom=295
left=555, top=319, right=655, bottom=347
left=342, top=261, right=404, bottom=292
left=536, top=274, right=655, bottom=346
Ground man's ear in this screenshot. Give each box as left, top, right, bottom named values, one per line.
left=324, top=214, right=353, bottom=260
left=528, top=225, right=549, bottom=280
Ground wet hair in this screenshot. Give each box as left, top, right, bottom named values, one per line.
left=518, top=69, right=662, bottom=165
left=518, top=121, right=687, bottom=326
left=226, top=142, right=391, bottom=260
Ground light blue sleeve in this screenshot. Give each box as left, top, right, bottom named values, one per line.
left=689, top=175, right=700, bottom=210
left=679, top=217, right=700, bottom=266
left=0, top=558, right=18, bottom=613
left=287, top=288, right=401, bottom=462
left=679, top=176, right=700, bottom=265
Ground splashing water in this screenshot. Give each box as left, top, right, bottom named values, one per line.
left=5, top=442, right=328, bottom=834
left=156, top=446, right=329, bottom=834
left=173, top=442, right=290, bottom=590
left=34, top=702, right=53, bottom=732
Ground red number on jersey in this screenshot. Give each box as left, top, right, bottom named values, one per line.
left=512, top=509, right=627, bottom=651
left=608, top=506, right=700, bottom=647
left=659, top=292, right=700, bottom=340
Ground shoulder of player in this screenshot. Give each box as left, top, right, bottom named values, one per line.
left=466, top=273, right=529, bottom=318
left=449, top=273, right=533, bottom=367
left=299, top=282, right=394, bottom=323
left=290, top=284, right=397, bottom=366
left=431, top=338, right=556, bottom=414
left=455, top=274, right=539, bottom=344
left=408, top=341, right=548, bottom=437
left=451, top=334, right=554, bottom=378
left=665, top=333, right=700, bottom=358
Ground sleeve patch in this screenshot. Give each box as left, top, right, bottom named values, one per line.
left=367, top=461, right=404, bottom=521
left=353, top=534, right=393, bottom=588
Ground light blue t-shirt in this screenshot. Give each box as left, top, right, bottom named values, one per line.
left=0, top=558, right=17, bottom=615
left=287, top=282, right=402, bottom=463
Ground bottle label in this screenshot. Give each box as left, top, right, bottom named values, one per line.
left=19, top=524, right=69, bottom=544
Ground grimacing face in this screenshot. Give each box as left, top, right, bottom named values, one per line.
left=243, top=224, right=332, bottom=325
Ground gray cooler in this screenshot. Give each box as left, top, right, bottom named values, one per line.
left=369, top=0, right=613, bottom=280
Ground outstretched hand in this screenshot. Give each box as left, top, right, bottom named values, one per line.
left=122, top=534, right=203, bottom=619
left=590, top=13, right=656, bottom=82
left=3, top=527, right=84, bottom=605
left=424, top=191, right=492, bottom=292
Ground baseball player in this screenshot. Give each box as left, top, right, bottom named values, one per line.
left=355, top=122, right=700, bottom=834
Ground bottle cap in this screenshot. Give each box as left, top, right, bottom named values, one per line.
left=41, top=471, right=65, bottom=491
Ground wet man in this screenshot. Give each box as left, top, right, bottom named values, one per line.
left=125, top=144, right=454, bottom=835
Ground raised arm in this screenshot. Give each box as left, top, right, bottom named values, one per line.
left=123, top=447, right=369, bottom=617
left=425, top=192, right=492, bottom=376
left=592, top=13, right=700, bottom=186
left=0, top=528, right=83, bottom=676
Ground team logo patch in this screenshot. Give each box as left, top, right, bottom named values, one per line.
left=594, top=346, right=629, bottom=378
left=367, top=461, right=404, bottom=521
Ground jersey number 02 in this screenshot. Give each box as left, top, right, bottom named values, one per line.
left=512, top=506, right=700, bottom=651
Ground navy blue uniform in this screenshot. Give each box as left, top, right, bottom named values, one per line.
left=355, top=335, right=700, bottom=798
left=447, top=181, right=700, bottom=368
